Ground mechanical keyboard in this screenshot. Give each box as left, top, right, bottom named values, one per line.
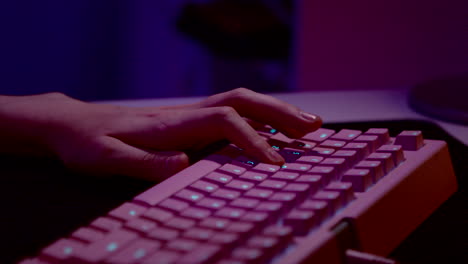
left=20, top=126, right=458, bottom=264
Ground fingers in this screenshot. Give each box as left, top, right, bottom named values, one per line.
left=199, top=88, right=322, bottom=138
left=91, top=137, right=190, bottom=181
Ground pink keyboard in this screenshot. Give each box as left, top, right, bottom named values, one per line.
left=21, top=127, right=457, bottom=264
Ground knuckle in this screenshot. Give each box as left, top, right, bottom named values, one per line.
left=213, top=106, right=237, bottom=120
left=227, top=88, right=254, bottom=104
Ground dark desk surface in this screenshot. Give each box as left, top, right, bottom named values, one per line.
left=1, top=120, right=467, bottom=264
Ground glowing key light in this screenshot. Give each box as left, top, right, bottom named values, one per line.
left=134, top=249, right=147, bottom=259
left=107, top=242, right=118, bottom=252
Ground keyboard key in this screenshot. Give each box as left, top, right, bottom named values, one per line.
left=309, top=147, right=335, bottom=157
left=105, top=239, right=161, bottom=264
left=325, top=182, right=355, bottom=204
left=41, top=239, right=85, bottom=261
left=196, top=198, right=226, bottom=210
left=239, top=171, right=268, bottom=182
left=71, top=227, right=105, bottom=243
left=230, top=198, right=260, bottom=209
left=296, top=155, right=324, bottom=165
left=298, top=200, right=330, bottom=221
left=353, top=135, right=380, bottom=152
left=377, top=145, right=405, bottom=165
left=226, top=222, right=255, bottom=235
left=74, top=229, right=138, bottom=263
left=252, top=163, right=280, bottom=174
left=178, top=244, right=221, bottom=264
left=279, top=148, right=304, bottom=162
left=204, top=172, right=233, bottom=185
left=183, top=227, right=215, bottom=241
left=302, top=128, right=335, bottom=142
left=232, top=156, right=259, bottom=168
left=332, top=150, right=358, bottom=168
left=108, top=202, right=148, bottom=222
left=211, top=188, right=241, bottom=201
left=142, top=207, right=174, bottom=224
left=364, top=128, right=390, bottom=145
left=231, top=247, right=264, bottom=263
left=241, top=212, right=270, bottom=225
left=284, top=210, right=318, bottom=235
left=342, top=142, right=370, bottom=161
left=199, top=217, right=231, bottom=230
left=215, top=207, right=246, bottom=220
left=210, top=232, right=240, bottom=247
left=367, top=152, right=395, bottom=174
left=218, top=163, right=247, bottom=176
left=141, top=250, right=181, bottom=264
left=330, top=129, right=362, bottom=141
left=295, top=174, right=324, bottom=190
left=243, top=188, right=274, bottom=200
left=320, top=139, right=347, bottom=149
left=254, top=202, right=284, bottom=218
left=124, top=218, right=157, bottom=234
left=258, top=179, right=287, bottom=190
left=395, top=130, right=424, bottom=150
left=355, top=160, right=385, bottom=182
left=147, top=227, right=179, bottom=242
left=165, top=217, right=196, bottom=230
left=270, top=132, right=296, bottom=144
left=90, top=217, right=123, bottom=232
left=247, top=236, right=280, bottom=258
left=308, top=166, right=336, bottom=184
left=174, top=189, right=205, bottom=203
left=271, top=171, right=300, bottom=181
left=158, top=198, right=189, bottom=213
left=312, top=191, right=341, bottom=212
left=283, top=183, right=313, bottom=200
left=280, top=163, right=312, bottom=173
left=166, top=238, right=200, bottom=252
left=342, top=169, right=372, bottom=192
left=262, top=225, right=293, bottom=242
left=190, top=180, right=219, bottom=194
left=225, top=180, right=255, bottom=191
left=180, top=207, right=212, bottom=220
left=268, top=192, right=297, bottom=209
left=320, top=158, right=346, bottom=178
left=289, top=140, right=316, bottom=150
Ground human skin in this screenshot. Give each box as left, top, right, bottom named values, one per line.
left=0, top=88, right=322, bottom=181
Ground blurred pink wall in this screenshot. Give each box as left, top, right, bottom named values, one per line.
left=293, top=0, right=468, bottom=91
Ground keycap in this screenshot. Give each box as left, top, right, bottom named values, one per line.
left=271, top=171, right=300, bottom=181
left=366, top=152, right=395, bottom=174
left=342, top=169, right=372, bottom=192
left=320, top=139, right=347, bottom=149
left=294, top=174, right=324, bottom=190
left=215, top=207, right=246, bottom=220
left=41, top=239, right=85, bottom=261
left=270, top=132, right=296, bottom=144
left=204, top=172, right=233, bottom=185
left=353, top=135, right=380, bottom=152
left=296, top=155, right=324, bottom=165
left=177, top=244, right=221, bottom=264
left=290, top=140, right=316, bottom=150
left=226, top=222, right=255, bottom=235
left=180, top=207, right=212, bottom=220
left=247, top=236, right=280, bottom=257
left=252, top=163, right=281, bottom=174
left=190, top=180, right=219, bottom=194
left=239, top=171, right=268, bottom=182
left=330, top=129, right=362, bottom=141
left=312, top=191, right=342, bottom=212
left=165, top=217, right=196, bottom=230
left=280, top=163, right=312, bottom=173
left=218, top=163, right=246, bottom=176
left=254, top=202, right=284, bottom=218
left=284, top=210, right=318, bottom=235
left=141, top=250, right=181, bottom=264
left=332, top=150, right=358, bottom=168
left=199, top=217, right=231, bottom=230
left=158, top=198, right=189, bottom=213
left=209, top=232, right=240, bottom=246
left=211, top=188, right=241, bottom=201
left=377, top=145, right=405, bottom=165
left=279, top=148, right=304, bottom=162
left=394, top=130, right=424, bottom=150
left=124, top=218, right=157, bottom=234
left=355, top=160, right=385, bottom=182
left=142, top=207, right=173, bottom=224
left=183, top=227, right=215, bottom=241
left=243, top=188, right=274, bottom=200
left=342, top=142, right=370, bottom=161
left=105, top=239, right=161, bottom=264
left=90, top=217, right=123, bottom=232
left=231, top=247, right=264, bottom=263
left=325, top=182, right=355, bottom=204
left=147, top=227, right=179, bottom=241
left=71, top=227, right=105, bottom=243
left=166, top=238, right=200, bottom=252
left=241, top=212, right=270, bottom=225
left=196, top=198, right=226, bottom=210
left=309, top=147, right=335, bottom=157
left=308, top=166, right=336, bottom=184
left=298, top=200, right=330, bottom=221
left=74, top=229, right=138, bottom=263
left=302, top=128, right=335, bottom=142
left=174, top=189, right=205, bottom=203
left=108, top=202, right=147, bottom=221
left=225, top=180, right=255, bottom=192
left=258, top=179, right=287, bottom=190
left=364, top=128, right=390, bottom=145
left=230, top=198, right=260, bottom=209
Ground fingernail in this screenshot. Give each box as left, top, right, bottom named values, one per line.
left=300, top=111, right=319, bottom=122
left=267, top=148, right=285, bottom=164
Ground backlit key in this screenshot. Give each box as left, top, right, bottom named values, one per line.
left=342, top=169, right=372, bottom=192
left=342, top=142, right=370, bottom=161
left=183, top=227, right=214, bottom=241
left=196, top=198, right=226, bottom=210
left=230, top=198, right=260, bottom=210
left=309, top=147, right=335, bottom=157
left=394, top=130, right=424, bottom=150
left=330, top=129, right=362, bottom=141
left=41, top=239, right=85, bottom=261
left=239, top=171, right=268, bottom=182
left=178, top=244, right=221, bottom=264
left=210, top=232, right=240, bottom=246
left=108, top=202, right=147, bottom=222
left=124, top=218, right=157, bottom=234
left=377, top=145, right=405, bottom=165
left=320, top=140, right=347, bottom=149
left=174, top=189, right=205, bottom=203
left=142, top=208, right=173, bottom=224
left=367, top=152, right=395, bottom=174
left=252, top=163, right=280, bottom=174
left=218, top=163, right=246, bottom=176
left=364, top=128, right=390, bottom=145
left=312, top=191, right=341, bottom=212
left=353, top=135, right=380, bottom=152
left=90, top=217, right=123, bottom=232
left=204, top=172, right=233, bottom=185
left=199, top=217, right=231, bottom=230
left=141, top=250, right=181, bottom=264
left=279, top=148, right=304, bottom=162
left=190, top=180, right=219, bottom=194
left=280, top=163, right=312, bottom=173
left=180, top=207, right=211, bottom=220
left=355, top=160, right=385, bottom=182
left=105, top=239, right=161, bottom=264
left=243, top=188, right=274, bottom=200
left=211, top=188, right=241, bottom=201
left=325, top=182, right=355, bottom=204
left=165, top=217, right=196, bottom=230
left=271, top=171, right=300, bottom=181
left=258, top=179, right=288, bottom=190
left=308, top=166, right=336, bottom=184
left=296, top=155, right=324, bottom=165
left=231, top=247, right=263, bottom=263
left=71, top=227, right=105, bottom=243
left=270, top=132, right=296, bottom=144
left=225, top=180, right=255, bottom=192
left=226, top=222, right=255, bottom=235
left=284, top=210, right=318, bottom=235
left=147, top=227, right=179, bottom=242
left=75, top=229, right=138, bottom=263
left=298, top=200, right=330, bottom=221
left=158, top=198, right=189, bottom=213
left=302, top=128, right=335, bottom=142
left=215, top=207, right=246, bottom=220
left=166, top=238, right=199, bottom=252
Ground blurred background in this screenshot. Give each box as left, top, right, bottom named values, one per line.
left=0, top=0, right=467, bottom=101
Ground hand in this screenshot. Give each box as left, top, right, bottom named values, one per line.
left=0, top=88, right=322, bottom=181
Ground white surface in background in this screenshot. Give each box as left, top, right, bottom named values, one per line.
left=99, top=89, right=468, bottom=145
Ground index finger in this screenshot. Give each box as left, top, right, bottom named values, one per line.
left=197, top=88, right=322, bottom=138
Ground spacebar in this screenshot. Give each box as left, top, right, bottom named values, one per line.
left=134, top=155, right=224, bottom=206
